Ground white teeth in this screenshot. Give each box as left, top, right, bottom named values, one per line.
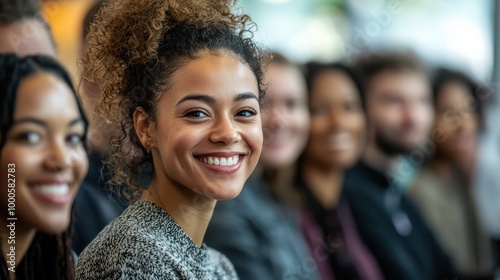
left=33, top=184, right=69, bottom=197
left=199, top=155, right=239, bottom=167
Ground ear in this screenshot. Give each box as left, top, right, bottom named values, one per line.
left=133, top=107, right=156, bottom=149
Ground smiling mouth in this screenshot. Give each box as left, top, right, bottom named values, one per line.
left=197, top=155, right=240, bottom=166
left=29, top=182, right=73, bottom=205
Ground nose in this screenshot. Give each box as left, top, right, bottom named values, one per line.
left=43, top=139, right=71, bottom=172
left=327, top=108, right=345, bottom=130
left=209, top=116, right=242, bottom=145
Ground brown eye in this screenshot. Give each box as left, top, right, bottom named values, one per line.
left=67, top=134, right=84, bottom=144
left=185, top=110, right=208, bottom=118
left=16, top=132, right=41, bottom=144
left=236, top=109, right=256, bottom=117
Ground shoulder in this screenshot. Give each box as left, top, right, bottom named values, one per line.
left=76, top=208, right=181, bottom=279
left=205, top=247, right=238, bottom=278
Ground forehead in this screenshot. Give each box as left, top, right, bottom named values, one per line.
left=436, top=81, right=471, bottom=107
left=162, top=50, right=258, bottom=102
left=310, top=70, right=358, bottom=100
left=0, top=19, right=56, bottom=58
left=15, top=72, right=79, bottom=118
left=264, top=64, right=306, bottom=99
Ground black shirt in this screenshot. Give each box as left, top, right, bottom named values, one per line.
left=296, top=174, right=362, bottom=280
left=72, top=151, right=126, bottom=254
left=343, top=161, right=460, bottom=280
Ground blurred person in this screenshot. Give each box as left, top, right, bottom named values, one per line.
left=343, top=51, right=460, bottom=280
left=72, top=0, right=126, bottom=255
left=0, top=0, right=56, bottom=57
left=0, top=54, right=88, bottom=279
left=408, top=68, right=495, bottom=279
left=295, top=62, right=383, bottom=280
left=205, top=52, right=320, bottom=280
left=75, top=0, right=264, bottom=278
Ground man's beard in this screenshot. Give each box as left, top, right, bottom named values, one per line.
left=375, top=129, right=416, bottom=156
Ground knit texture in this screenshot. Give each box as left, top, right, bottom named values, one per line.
left=76, top=200, right=238, bottom=280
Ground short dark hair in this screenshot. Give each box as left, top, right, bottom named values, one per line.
left=0, top=0, right=57, bottom=51
left=0, top=0, right=41, bottom=24
left=354, top=50, right=427, bottom=87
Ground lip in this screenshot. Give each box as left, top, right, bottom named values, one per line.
left=28, top=180, right=73, bottom=206
left=324, top=133, right=354, bottom=152
left=194, top=151, right=246, bottom=157
left=194, top=152, right=246, bottom=175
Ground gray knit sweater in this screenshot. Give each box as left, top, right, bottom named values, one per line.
left=76, top=200, right=238, bottom=280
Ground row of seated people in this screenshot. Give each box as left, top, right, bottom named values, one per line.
left=0, top=0, right=497, bottom=279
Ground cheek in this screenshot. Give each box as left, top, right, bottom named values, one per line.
left=434, top=118, right=453, bottom=135
left=309, top=116, right=328, bottom=138
left=294, top=110, right=310, bottom=134
left=351, top=114, right=366, bottom=139
left=70, top=148, right=89, bottom=183
left=1, top=146, right=39, bottom=177
left=245, top=122, right=263, bottom=156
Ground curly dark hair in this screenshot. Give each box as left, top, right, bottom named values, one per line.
left=0, top=54, right=88, bottom=280
left=80, top=0, right=266, bottom=203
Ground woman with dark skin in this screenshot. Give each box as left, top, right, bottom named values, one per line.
left=296, top=62, right=383, bottom=280
left=0, top=54, right=89, bottom=280
left=75, top=0, right=265, bottom=279
left=408, top=68, right=494, bottom=279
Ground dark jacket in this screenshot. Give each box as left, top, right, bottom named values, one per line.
left=205, top=175, right=320, bottom=280
left=343, top=161, right=460, bottom=280
left=72, top=151, right=126, bottom=255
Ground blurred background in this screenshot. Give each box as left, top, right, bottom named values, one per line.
left=41, top=0, right=494, bottom=80
left=40, top=0, right=500, bottom=236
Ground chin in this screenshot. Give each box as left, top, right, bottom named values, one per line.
left=38, top=220, right=70, bottom=234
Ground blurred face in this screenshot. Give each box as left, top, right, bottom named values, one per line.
left=0, top=20, right=56, bottom=57
left=434, top=81, right=479, bottom=161
left=260, top=63, right=309, bottom=168
left=304, top=70, right=365, bottom=169
left=366, top=70, right=433, bottom=155
left=147, top=50, right=262, bottom=200
left=0, top=72, right=88, bottom=234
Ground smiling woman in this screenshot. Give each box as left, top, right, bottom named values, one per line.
left=0, top=54, right=89, bottom=280
left=75, top=0, right=264, bottom=279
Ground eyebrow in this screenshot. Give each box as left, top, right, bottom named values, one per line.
left=234, top=92, right=259, bottom=103
left=176, top=93, right=259, bottom=107
left=176, top=94, right=215, bottom=106
left=12, top=117, right=84, bottom=128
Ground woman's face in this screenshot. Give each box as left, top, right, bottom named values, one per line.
left=146, top=50, right=262, bottom=200
left=260, top=63, right=309, bottom=168
left=434, top=81, right=479, bottom=161
left=304, top=70, right=365, bottom=169
left=0, top=72, right=88, bottom=234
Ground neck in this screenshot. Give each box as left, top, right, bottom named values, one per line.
left=0, top=218, right=36, bottom=276
left=301, top=158, right=343, bottom=209
left=362, top=141, right=398, bottom=172
left=140, top=177, right=215, bottom=247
